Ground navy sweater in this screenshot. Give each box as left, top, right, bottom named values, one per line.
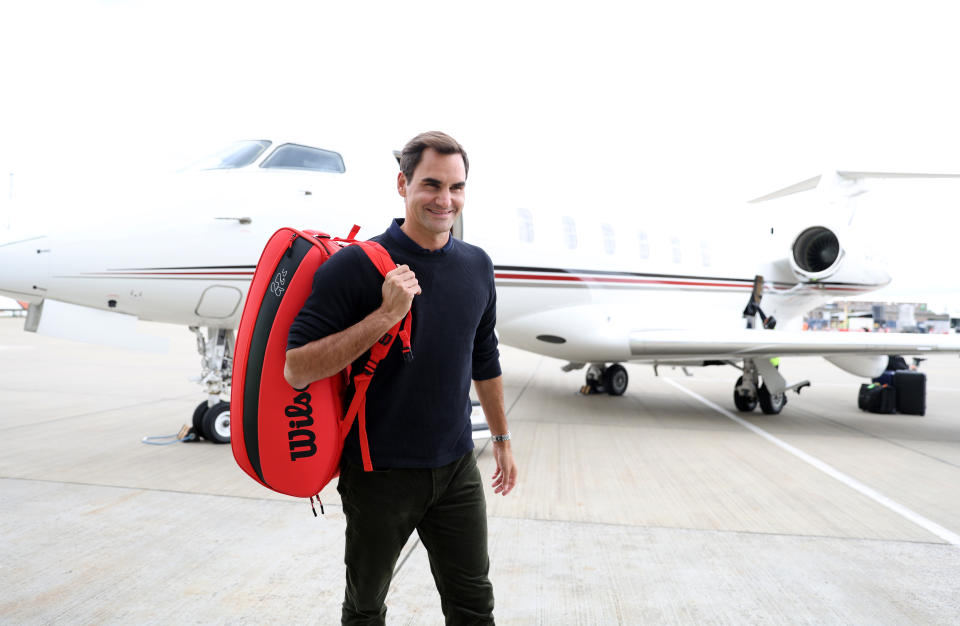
left=287, top=219, right=501, bottom=469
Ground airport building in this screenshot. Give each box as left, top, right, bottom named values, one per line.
left=806, top=300, right=956, bottom=333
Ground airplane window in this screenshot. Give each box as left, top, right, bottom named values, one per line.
left=602, top=224, right=615, bottom=254
left=562, top=216, right=578, bottom=249
left=517, top=208, right=534, bottom=243
left=261, top=144, right=346, bottom=173
left=671, top=236, right=682, bottom=264
left=637, top=231, right=650, bottom=259
left=187, top=140, right=272, bottom=170
left=700, top=240, right=711, bottom=267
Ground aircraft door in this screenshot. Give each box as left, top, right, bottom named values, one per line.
left=195, top=285, right=243, bottom=319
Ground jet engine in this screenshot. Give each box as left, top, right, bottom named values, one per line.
left=788, top=225, right=889, bottom=287
left=823, top=355, right=887, bottom=379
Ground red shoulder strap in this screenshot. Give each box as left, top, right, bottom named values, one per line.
left=339, top=240, right=414, bottom=472
left=352, top=241, right=413, bottom=359
left=352, top=240, right=395, bottom=277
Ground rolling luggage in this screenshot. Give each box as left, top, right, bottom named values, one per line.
left=893, top=370, right=926, bottom=416
left=858, top=383, right=896, bottom=414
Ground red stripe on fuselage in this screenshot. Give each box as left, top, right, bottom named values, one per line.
left=82, top=272, right=256, bottom=276
left=494, top=272, right=874, bottom=293
left=496, top=273, right=753, bottom=289
left=76, top=270, right=873, bottom=293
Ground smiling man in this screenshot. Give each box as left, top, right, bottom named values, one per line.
left=284, top=131, right=517, bottom=625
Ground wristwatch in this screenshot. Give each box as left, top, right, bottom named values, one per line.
left=491, top=431, right=511, bottom=442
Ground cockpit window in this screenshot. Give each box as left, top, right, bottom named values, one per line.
left=188, top=140, right=272, bottom=170
left=260, top=144, right=345, bottom=173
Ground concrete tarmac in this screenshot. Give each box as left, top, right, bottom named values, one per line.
left=2, top=317, right=960, bottom=625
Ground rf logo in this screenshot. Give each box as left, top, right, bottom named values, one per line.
left=269, top=268, right=288, bottom=297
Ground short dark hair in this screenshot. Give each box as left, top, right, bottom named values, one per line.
left=399, top=131, right=469, bottom=181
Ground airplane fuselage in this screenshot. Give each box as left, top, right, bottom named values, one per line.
left=5, top=139, right=959, bottom=434
left=1, top=206, right=883, bottom=365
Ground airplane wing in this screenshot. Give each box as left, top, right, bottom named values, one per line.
left=497, top=304, right=960, bottom=364
left=628, top=328, right=960, bottom=360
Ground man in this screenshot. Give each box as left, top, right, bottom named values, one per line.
left=284, top=131, right=517, bottom=625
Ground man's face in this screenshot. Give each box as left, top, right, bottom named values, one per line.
left=398, top=148, right=466, bottom=242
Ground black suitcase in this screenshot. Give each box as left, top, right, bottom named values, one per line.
left=893, top=370, right=926, bottom=416
left=858, top=383, right=896, bottom=414
left=858, top=383, right=872, bottom=410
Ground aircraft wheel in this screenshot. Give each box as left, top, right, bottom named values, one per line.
left=733, top=376, right=758, bottom=412
left=192, top=401, right=209, bottom=437
left=758, top=383, right=787, bottom=415
left=201, top=401, right=231, bottom=444
left=603, top=364, right=628, bottom=396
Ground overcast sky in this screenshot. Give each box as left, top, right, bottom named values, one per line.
left=2, top=0, right=959, bottom=310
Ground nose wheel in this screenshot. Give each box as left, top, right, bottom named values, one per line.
left=186, top=326, right=234, bottom=443
left=191, top=400, right=232, bottom=443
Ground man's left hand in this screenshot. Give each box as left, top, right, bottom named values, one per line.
left=491, top=443, right=517, bottom=496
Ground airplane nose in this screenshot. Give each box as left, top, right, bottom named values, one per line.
left=0, top=234, right=50, bottom=303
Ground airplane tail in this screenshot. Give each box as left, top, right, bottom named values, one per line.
left=749, top=170, right=960, bottom=204
left=749, top=170, right=960, bottom=228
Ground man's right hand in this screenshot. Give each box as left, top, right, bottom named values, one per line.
left=285, top=264, right=421, bottom=388
left=381, top=264, right=421, bottom=323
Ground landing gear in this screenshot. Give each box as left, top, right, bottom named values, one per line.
left=757, top=384, right=787, bottom=415
left=192, top=401, right=208, bottom=434
left=603, top=364, right=628, bottom=396
left=200, top=401, right=232, bottom=443
left=188, top=327, right=234, bottom=443
left=733, top=375, right=758, bottom=412
left=732, top=358, right=805, bottom=415
left=582, top=363, right=629, bottom=396
left=191, top=399, right=232, bottom=443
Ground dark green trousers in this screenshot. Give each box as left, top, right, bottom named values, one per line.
left=337, top=451, right=495, bottom=626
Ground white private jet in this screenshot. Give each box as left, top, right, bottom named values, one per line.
left=2, top=139, right=959, bottom=443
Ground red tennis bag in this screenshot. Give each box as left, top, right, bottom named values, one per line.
left=231, top=226, right=410, bottom=503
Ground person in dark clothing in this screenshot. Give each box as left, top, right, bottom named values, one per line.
left=284, top=131, right=517, bottom=625
left=885, top=355, right=915, bottom=371
left=873, top=354, right=919, bottom=384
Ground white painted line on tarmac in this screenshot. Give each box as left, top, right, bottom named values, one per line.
left=663, top=377, right=960, bottom=546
